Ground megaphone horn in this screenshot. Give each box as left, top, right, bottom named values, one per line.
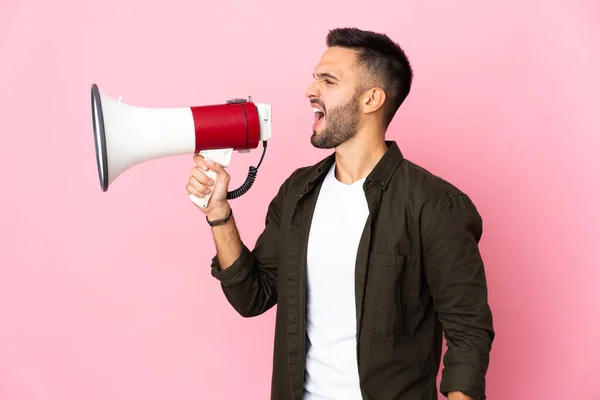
left=90, top=83, right=272, bottom=208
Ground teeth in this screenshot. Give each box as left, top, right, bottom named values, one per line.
left=313, top=107, right=323, bottom=113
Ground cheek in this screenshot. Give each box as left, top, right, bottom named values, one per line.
left=325, top=88, right=354, bottom=106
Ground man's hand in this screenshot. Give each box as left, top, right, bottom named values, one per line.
left=448, top=391, right=475, bottom=400
left=187, top=155, right=231, bottom=220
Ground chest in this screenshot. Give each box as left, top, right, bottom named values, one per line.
left=306, top=179, right=369, bottom=266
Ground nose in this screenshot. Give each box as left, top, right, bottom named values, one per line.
left=305, top=80, right=320, bottom=99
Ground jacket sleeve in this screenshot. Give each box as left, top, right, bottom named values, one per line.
left=421, top=193, right=495, bottom=400
left=209, top=172, right=293, bottom=318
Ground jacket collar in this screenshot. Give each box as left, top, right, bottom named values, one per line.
left=305, top=140, right=404, bottom=191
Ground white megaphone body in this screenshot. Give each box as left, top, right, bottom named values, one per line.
left=90, top=83, right=272, bottom=208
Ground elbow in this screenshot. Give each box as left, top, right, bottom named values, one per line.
left=232, top=301, right=275, bottom=318
left=237, top=308, right=260, bottom=318
left=222, top=285, right=277, bottom=319
left=229, top=297, right=263, bottom=318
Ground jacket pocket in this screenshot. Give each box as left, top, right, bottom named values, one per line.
left=362, top=253, right=416, bottom=336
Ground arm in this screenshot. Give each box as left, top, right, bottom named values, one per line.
left=422, top=194, right=495, bottom=400
left=208, top=203, right=243, bottom=269
left=208, top=174, right=291, bottom=318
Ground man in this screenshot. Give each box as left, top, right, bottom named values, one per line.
left=186, top=27, right=494, bottom=400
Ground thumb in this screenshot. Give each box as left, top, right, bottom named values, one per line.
left=205, top=159, right=225, bottom=174
left=205, top=159, right=229, bottom=183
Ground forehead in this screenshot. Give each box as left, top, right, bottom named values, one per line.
left=313, top=46, right=359, bottom=80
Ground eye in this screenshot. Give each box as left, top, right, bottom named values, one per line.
left=324, top=79, right=333, bottom=85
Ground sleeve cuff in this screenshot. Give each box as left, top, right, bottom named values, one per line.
left=440, top=364, right=487, bottom=400
left=210, top=245, right=254, bottom=287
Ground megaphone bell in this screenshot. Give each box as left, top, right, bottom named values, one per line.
left=90, top=83, right=272, bottom=208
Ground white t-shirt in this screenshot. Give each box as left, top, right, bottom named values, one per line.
left=303, top=162, right=369, bottom=400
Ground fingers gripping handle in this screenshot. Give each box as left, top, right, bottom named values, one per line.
left=189, top=168, right=218, bottom=208
left=189, top=148, right=233, bottom=208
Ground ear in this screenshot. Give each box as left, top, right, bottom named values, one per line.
left=361, top=87, right=386, bottom=115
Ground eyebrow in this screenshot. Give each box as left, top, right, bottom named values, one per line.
left=313, top=72, right=340, bottom=82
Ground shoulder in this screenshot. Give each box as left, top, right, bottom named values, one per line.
left=399, top=158, right=464, bottom=199
left=269, top=153, right=333, bottom=202
left=282, top=153, right=334, bottom=190
left=396, top=158, right=482, bottom=231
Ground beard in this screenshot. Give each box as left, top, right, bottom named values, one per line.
left=311, top=94, right=360, bottom=149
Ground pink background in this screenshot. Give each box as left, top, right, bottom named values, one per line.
left=1, top=1, right=598, bottom=399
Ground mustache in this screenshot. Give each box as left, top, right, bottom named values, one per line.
left=311, top=100, right=326, bottom=114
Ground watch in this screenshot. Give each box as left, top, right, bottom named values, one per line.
left=206, top=207, right=233, bottom=227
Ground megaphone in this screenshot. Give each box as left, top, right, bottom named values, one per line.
left=90, top=83, right=272, bottom=208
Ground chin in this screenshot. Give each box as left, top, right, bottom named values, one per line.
left=311, top=133, right=334, bottom=149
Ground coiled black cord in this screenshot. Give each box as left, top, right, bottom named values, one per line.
left=226, top=141, right=267, bottom=200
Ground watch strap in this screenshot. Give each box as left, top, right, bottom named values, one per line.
left=206, top=207, right=232, bottom=227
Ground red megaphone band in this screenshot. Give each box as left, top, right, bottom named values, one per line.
left=191, top=102, right=260, bottom=153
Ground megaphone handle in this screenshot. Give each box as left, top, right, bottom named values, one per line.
left=188, top=149, right=233, bottom=209
left=189, top=168, right=218, bottom=208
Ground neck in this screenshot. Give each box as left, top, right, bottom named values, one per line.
left=333, top=128, right=388, bottom=185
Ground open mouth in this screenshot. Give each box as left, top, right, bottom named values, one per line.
left=313, top=107, right=325, bottom=130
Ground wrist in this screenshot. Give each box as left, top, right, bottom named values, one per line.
left=206, top=202, right=231, bottom=221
